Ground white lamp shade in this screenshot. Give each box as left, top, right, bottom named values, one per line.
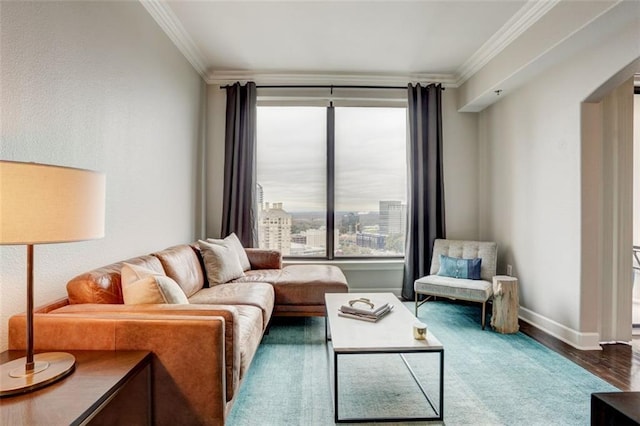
left=0, top=161, right=105, bottom=245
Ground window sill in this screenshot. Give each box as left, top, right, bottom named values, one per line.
left=283, top=258, right=404, bottom=271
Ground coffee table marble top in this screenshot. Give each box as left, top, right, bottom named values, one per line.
left=325, top=292, right=443, bottom=352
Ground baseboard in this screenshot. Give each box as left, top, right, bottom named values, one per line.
left=518, top=306, right=602, bottom=350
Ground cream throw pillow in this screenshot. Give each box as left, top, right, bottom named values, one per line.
left=198, top=239, right=246, bottom=286
left=121, top=263, right=189, bottom=305
left=207, top=233, right=251, bottom=271
left=121, top=262, right=159, bottom=285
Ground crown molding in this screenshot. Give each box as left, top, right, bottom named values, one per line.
left=455, top=0, right=560, bottom=86
left=139, top=0, right=207, bottom=77
left=206, top=70, right=458, bottom=88
left=142, top=0, right=558, bottom=88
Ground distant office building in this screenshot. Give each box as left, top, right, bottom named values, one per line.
left=291, top=234, right=307, bottom=245
left=256, top=183, right=264, bottom=211
left=341, top=212, right=360, bottom=233
left=379, top=201, right=406, bottom=236
left=258, top=202, right=291, bottom=255
left=356, top=232, right=386, bottom=250
left=304, top=228, right=326, bottom=248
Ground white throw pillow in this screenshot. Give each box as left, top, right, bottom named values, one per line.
left=121, top=262, right=159, bottom=284
left=121, top=263, right=189, bottom=305
left=207, top=233, right=251, bottom=271
left=198, top=239, right=246, bottom=286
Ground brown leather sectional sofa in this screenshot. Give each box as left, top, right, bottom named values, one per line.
left=8, top=243, right=348, bottom=425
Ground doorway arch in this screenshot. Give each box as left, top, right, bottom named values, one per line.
left=580, top=60, right=638, bottom=343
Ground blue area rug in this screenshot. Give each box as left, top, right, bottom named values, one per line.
left=227, top=301, right=617, bottom=425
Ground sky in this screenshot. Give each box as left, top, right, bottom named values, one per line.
left=257, top=106, right=407, bottom=212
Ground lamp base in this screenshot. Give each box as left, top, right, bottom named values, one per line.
left=0, top=352, right=76, bottom=397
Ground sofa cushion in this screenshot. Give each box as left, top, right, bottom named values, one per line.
left=207, top=233, right=251, bottom=272
left=121, top=262, right=162, bottom=283
left=67, top=255, right=164, bottom=304
left=273, top=265, right=349, bottom=305
left=121, top=263, right=189, bottom=305
left=414, top=274, right=492, bottom=302
left=188, top=282, right=274, bottom=328
left=198, top=240, right=246, bottom=286
left=244, top=248, right=282, bottom=270
left=233, top=269, right=282, bottom=284
left=153, top=245, right=205, bottom=298
left=233, top=305, right=264, bottom=381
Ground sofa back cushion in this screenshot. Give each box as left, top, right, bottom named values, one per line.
left=121, top=263, right=189, bottom=305
left=429, top=239, right=498, bottom=282
left=153, top=244, right=205, bottom=298
left=67, top=255, right=164, bottom=304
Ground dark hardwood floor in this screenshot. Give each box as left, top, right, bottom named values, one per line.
left=519, top=321, right=640, bottom=391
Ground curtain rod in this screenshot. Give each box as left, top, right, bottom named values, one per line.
left=219, top=84, right=444, bottom=90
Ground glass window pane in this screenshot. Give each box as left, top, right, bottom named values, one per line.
left=256, top=107, right=326, bottom=256
left=334, top=107, right=407, bottom=257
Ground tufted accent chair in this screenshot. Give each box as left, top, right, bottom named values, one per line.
left=414, top=239, right=498, bottom=329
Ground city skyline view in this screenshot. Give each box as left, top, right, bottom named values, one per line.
left=258, top=199, right=407, bottom=257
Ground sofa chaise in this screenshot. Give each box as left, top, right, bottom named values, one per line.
left=7, top=241, right=348, bottom=425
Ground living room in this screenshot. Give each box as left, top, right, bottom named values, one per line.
left=1, top=0, right=639, bottom=424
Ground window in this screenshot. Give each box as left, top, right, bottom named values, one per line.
left=256, top=101, right=407, bottom=259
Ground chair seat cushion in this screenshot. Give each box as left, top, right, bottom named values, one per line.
left=414, top=275, right=492, bottom=302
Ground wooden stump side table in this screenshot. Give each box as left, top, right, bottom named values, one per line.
left=491, top=275, right=520, bottom=334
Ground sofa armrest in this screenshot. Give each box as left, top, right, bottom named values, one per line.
left=39, top=303, right=241, bottom=404
left=9, top=312, right=228, bottom=426
left=245, top=248, right=282, bottom=270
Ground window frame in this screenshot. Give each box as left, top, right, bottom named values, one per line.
left=256, top=88, right=408, bottom=261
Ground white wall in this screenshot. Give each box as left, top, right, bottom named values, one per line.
left=635, top=94, right=640, bottom=248
left=477, top=17, right=638, bottom=345
left=206, top=85, right=227, bottom=239
left=634, top=93, right=640, bottom=326
left=205, top=86, right=479, bottom=292
left=0, top=1, right=205, bottom=351
left=442, top=89, right=479, bottom=241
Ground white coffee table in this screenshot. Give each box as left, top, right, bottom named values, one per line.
left=325, top=292, right=444, bottom=423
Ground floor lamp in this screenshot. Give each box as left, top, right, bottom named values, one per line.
left=0, top=160, right=105, bottom=396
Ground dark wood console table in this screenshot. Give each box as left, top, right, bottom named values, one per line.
left=591, top=392, right=640, bottom=426
left=1, top=350, right=152, bottom=425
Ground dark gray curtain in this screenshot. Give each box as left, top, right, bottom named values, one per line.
left=222, top=82, right=257, bottom=247
left=402, top=83, right=446, bottom=300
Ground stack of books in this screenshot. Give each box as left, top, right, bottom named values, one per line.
left=338, top=297, right=393, bottom=322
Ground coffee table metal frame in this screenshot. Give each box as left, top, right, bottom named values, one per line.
left=325, top=292, right=444, bottom=423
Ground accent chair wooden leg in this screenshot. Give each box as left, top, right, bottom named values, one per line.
left=415, top=292, right=418, bottom=316
left=481, top=302, right=486, bottom=330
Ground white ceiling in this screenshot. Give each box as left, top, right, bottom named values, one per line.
left=142, top=0, right=638, bottom=98
left=166, top=0, right=525, bottom=75
left=146, top=0, right=553, bottom=85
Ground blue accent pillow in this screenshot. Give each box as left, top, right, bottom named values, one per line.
left=437, top=255, right=482, bottom=280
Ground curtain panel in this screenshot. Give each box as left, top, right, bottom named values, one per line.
left=402, top=83, right=446, bottom=300
left=222, top=82, right=257, bottom=247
